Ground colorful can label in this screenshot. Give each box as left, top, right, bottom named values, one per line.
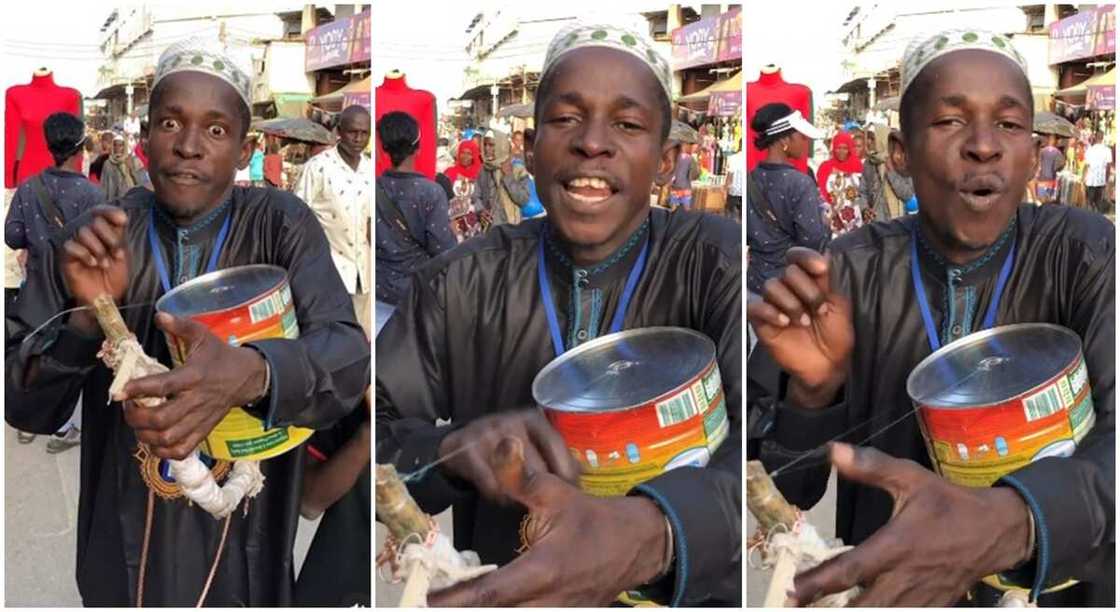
left=544, top=360, right=729, bottom=497
left=167, top=280, right=313, bottom=461
left=916, top=353, right=1094, bottom=488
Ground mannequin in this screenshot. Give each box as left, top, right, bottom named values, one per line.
left=5, top=68, right=82, bottom=188
left=375, top=71, right=437, bottom=179
left=746, top=66, right=813, bottom=173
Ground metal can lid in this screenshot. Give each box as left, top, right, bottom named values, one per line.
left=155, top=264, right=288, bottom=317
left=532, top=326, right=716, bottom=413
left=906, top=323, right=1083, bottom=408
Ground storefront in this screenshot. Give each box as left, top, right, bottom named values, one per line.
left=305, top=8, right=371, bottom=121
left=669, top=7, right=742, bottom=215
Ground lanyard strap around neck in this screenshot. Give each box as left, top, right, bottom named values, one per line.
left=147, top=206, right=232, bottom=294
left=537, top=229, right=650, bottom=357
left=909, top=226, right=1016, bottom=353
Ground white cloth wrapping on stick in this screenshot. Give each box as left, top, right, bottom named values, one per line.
left=388, top=532, right=496, bottom=607
left=99, top=334, right=264, bottom=518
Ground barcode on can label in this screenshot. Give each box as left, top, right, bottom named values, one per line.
left=690, top=381, right=708, bottom=414
left=249, top=291, right=284, bottom=324
left=1023, top=384, right=1065, bottom=422
left=656, top=391, right=698, bottom=428
left=702, top=367, right=721, bottom=402
left=1068, top=359, right=1088, bottom=396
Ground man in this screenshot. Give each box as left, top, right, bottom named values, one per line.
left=295, top=105, right=373, bottom=337
left=748, top=30, right=1113, bottom=606
left=375, top=111, right=456, bottom=307
left=1084, top=131, right=1113, bottom=215
left=5, top=38, right=369, bottom=606
left=5, top=112, right=105, bottom=453
left=724, top=145, right=744, bottom=221
left=89, top=130, right=115, bottom=184
left=100, top=133, right=144, bottom=200
left=860, top=128, right=915, bottom=220
left=377, top=23, right=741, bottom=606
left=1036, top=133, right=1064, bottom=204
left=669, top=142, right=700, bottom=211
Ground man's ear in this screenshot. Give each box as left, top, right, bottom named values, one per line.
left=656, top=142, right=678, bottom=186
left=237, top=136, right=254, bottom=170
left=888, top=130, right=910, bottom=178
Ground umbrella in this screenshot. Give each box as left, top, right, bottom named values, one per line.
left=497, top=102, right=534, bottom=119
left=1033, top=111, right=1075, bottom=138
left=669, top=120, right=699, bottom=144
left=251, top=117, right=336, bottom=145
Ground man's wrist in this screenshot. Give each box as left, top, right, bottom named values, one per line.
left=238, top=346, right=270, bottom=407
left=987, top=486, right=1035, bottom=571
left=787, top=374, right=844, bottom=409
left=624, top=495, right=671, bottom=586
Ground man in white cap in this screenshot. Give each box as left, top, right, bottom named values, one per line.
left=749, top=29, right=1113, bottom=605
left=6, top=38, right=369, bottom=605
left=377, top=22, right=741, bottom=606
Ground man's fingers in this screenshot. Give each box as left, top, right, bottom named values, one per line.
left=525, top=412, right=581, bottom=484
left=428, top=555, right=549, bottom=606
left=746, top=300, right=791, bottom=329
left=761, top=277, right=810, bottom=327
left=92, top=205, right=129, bottom=228
left=154, top=313, right=212, bottom=345
left=829, top=443, right=926, bottom=499
left=791, top=535, right=898, bottom=606
left=62, top=240, right=97, bottom=268
left=89, top=215, right=126, bottom=258
left=782, top=262, right=827, bottom=316
left=119, top=364, right=202, bottom=402
left=785, top=247, right=832, bottom=294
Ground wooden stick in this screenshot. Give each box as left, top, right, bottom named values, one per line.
left=764, top=549, right=798, bottom=607
left=375, top=464, right=433, bottom=541
left=747, top=459, right=799, bottom=533
left=91, top=293, right=132, bottom=345
left=376, top=464, right=437, bottom=608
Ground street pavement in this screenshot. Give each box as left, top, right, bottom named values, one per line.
left=4, top=425, right=320, bottom=606
left=746, top=468, right=837, bottom=605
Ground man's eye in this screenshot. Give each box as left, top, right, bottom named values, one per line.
left=998, top=121, right=1023, bottom=131
left=617, top=121, right=644, bottom=131
left=209, top=125, right=227, bottom=137
left=160, top=119, right=179, bottom=130
left=549, top=116, right=577, bottom=125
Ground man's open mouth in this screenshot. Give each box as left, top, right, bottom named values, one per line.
left=564, top=176, right=618, bottom=204
left=957, top=176, right=1005, bottom=210
left=166, top=170, right=205, bottom=185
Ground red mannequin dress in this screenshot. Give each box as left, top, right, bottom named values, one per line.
left=375, top=73, right=437, bottom=180
left=746, top=67, right=813, bottom=174
left=5, top=72, right=81, bottom=188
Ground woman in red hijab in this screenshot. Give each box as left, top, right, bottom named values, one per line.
left=440, top=140, right=485, bottom=241
left=816, top=131, right=869, bottom=236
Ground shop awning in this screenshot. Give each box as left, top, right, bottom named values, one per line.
left=311, top=77, right=371, bottom=105
left=676, top=71, right=742, bottom=103
left=1055, top=69, right=1115, bottom=96
left=256, top=93, right=313, bottom=119
left=458, top=83, right=494, bottom=101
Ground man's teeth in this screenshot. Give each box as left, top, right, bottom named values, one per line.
left=567, top=177, right=610, bottom=190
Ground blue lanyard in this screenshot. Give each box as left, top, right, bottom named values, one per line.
left=147, top=206, right=232, bottom=293
left=909, top=226, right=1015, bottom=352
left=537, top=230, right=650, bottom=357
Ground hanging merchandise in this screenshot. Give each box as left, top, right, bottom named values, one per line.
left=5, top=68, right=82, bottom=188
left=375, top=72, right=437, bottom=180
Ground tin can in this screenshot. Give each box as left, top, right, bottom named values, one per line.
left=532, top=327, right=730, bottom=497
left=907, top=323, right=1094, bottom=489
left=156, top=264, right=313, bottom=461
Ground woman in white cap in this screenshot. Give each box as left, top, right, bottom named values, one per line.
left=746, top=102, right=830, bottom=296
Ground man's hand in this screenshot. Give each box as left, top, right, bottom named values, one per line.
left=790, top=443, right=1033, bottom=606
left=746, top=248, right=854, bottom=408
left=60, top=206, right=130, bottom=306
left=437, top=409, right=581, bottom=504
left=117, top=313, right=268, bottom=460
left=430, top=438, right=670, bottom=606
